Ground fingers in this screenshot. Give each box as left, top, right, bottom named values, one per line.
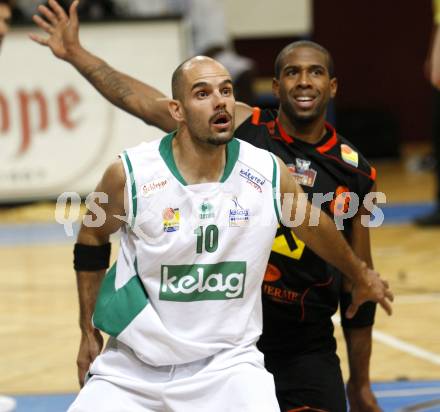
left=379, top=297, right=393, bottom=316
left=345, top=302, right=359, bottom=319
left=32, top=15, right=53, bottom=35
left=48, top=0, right=68, bottom=22
left=385, top=287, right=394, bottom=302
left=28, top=32, right=49, bottom=47
left=69, top=0, right=80, bottom=27
left=76, top=357, right=89, bottom=388
left=37, top=4, right=58, bottom=26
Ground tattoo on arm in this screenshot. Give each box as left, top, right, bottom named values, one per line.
left=83, top=63, right=134, bottom=103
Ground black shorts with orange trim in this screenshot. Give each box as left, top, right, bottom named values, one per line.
left=263, top=349, right=346, bottom=412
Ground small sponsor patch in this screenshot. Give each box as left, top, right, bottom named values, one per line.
left=263, top=263, right=282, bottom=282
left=199, top=200, right=215, bottom=219
left=229, top=196, right=250, bottom=227
left=163, top=207, right=180, bottom=232
left=341, top=144, right=359, bottom=167
left=287, top=158, right=317, bottom=187
left=239, top=168, right=266, bottom=192
left=141, top=178, right=168, bottom=197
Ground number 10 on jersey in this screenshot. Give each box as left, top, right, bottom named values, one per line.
left=194, top=225, right=219, bottom=253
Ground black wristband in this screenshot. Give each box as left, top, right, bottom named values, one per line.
left=74, top=243, right=111, bottom=271
left=340, top=292, right=377, bottom=328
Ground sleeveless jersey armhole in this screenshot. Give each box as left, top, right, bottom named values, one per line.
left=270, top=153, right=282, bottom=224
left=120, top=150, right=137, bottom=229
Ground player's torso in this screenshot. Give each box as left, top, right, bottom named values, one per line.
left=236, top=109, right=374, bottom=327
left=95, top=134, right=279, bottom=365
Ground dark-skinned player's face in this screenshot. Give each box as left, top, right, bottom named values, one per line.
left=273, top=47, right=337, bottom=126
left=181, top=58, right=235, bottom=146
left=0, top=3, right=11, bottom=51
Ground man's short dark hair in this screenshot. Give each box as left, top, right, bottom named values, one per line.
left=274, top=40, right=335, bottom=79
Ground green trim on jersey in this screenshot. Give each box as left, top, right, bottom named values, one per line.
left=220, top=138, right=240, bottom=183
left=122, top=151, right=137, bottom=227
left=271, top=154, right=281, bottom=223
left=93, top=260, right=149, bottom=337
left=159, top=132, right=240, bottom=185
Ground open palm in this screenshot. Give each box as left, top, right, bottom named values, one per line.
left=29, top=0, right=80, bottom=61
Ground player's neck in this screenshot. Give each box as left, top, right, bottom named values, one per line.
left=278, top=111, right=327, bottom=144
left=173, top=131, right=227, bottom=184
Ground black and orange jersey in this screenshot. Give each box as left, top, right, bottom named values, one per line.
left=235, top=107, right=377, bottom=353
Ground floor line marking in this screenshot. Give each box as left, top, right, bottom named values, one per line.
left=333, top=315, right=440, bottom=365
left=374, top=387, right=440, bottom=398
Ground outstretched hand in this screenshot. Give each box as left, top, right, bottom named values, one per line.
left=29, top=0, right=81, bottom=61
left=346, top=262, right=393, bottom=319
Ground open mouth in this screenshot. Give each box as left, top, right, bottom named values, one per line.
left=294, top=95, right=317, bottom=110
left=211, top=112, right=231, bottom=129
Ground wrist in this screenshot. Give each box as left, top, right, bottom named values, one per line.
left=347, top=374, right=371, bottom=387
left=345, top=254, right=367, bottom=285
left=65, top=43, right=86, bottom=65
left=79, top=322, right=96, bottom=335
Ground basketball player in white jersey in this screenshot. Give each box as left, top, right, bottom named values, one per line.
left=68, top=56, right=393, bottom=412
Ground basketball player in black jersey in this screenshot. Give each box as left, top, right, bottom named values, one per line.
left=31, top=2, right=386, bottom=410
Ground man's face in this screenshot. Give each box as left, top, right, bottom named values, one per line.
left=273, top=47, right=337, bottom=126
left=180, top=59, right=235, bottom=146
left=0, top=3, right=11, bottom=51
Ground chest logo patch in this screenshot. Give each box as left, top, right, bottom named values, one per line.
left=163, top=207, right=180, bottom=232
left=341, top=144, right=359, bottom=167
left=286, top=158, right=317, bottom=187
left=239, top=168, right=266, bottom=192
left=199, top=200, right=215, bottom=220
left=229, top=196, right=250, bottom=227
left=141, top=177, right=168, bottom=197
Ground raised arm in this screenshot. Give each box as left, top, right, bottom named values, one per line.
left=30, top=0, right=176, bottom=132
left=278, top=158, right=393, bottom=318
left=30, top=0, right=254, bottom=134
left=74, top=158, right=126, bottom=387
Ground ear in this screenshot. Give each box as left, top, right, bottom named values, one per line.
left=168, top=99, right=185, bottom=123
left=330, top=77, right=338, bottom=99
left=272, top=77, right=280, bottom=99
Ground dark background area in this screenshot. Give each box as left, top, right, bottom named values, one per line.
left=235, top=1, right=434, bottom=157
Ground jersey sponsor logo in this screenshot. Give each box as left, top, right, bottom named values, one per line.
left=162, top=207, right=180, bottom=232
left=263, top=263, right=282, bottom=282
left=330, top=186, right=351, bottom=216
left=286, top=159, right=317, bottom=187
left=239, top=168, right=266, bottom=192
left=160, top=262, right=246, bottom=301
left=141, top=177, right=168, bottom=197
left=262, top=283, right=300, bottom=304
left=271, top=226, right=305, bottom=260
left=199, top=200, right=215, bottom=219
left=229, top=196, right=250, bottom=227
left=341, top=144, right=359, bottom=167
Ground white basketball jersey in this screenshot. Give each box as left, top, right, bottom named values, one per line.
left=93, top=133, right=281, bottom=366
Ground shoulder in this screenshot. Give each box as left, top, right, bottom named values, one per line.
left=234, top=107, right=279, bottom=145
left=236, top=138, right=277, bottom=177
left=332, top=132, right=376, bottom=182
left=123, top=136, right=164, bottom=157
left=98, top=158, right=126, bottom=195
